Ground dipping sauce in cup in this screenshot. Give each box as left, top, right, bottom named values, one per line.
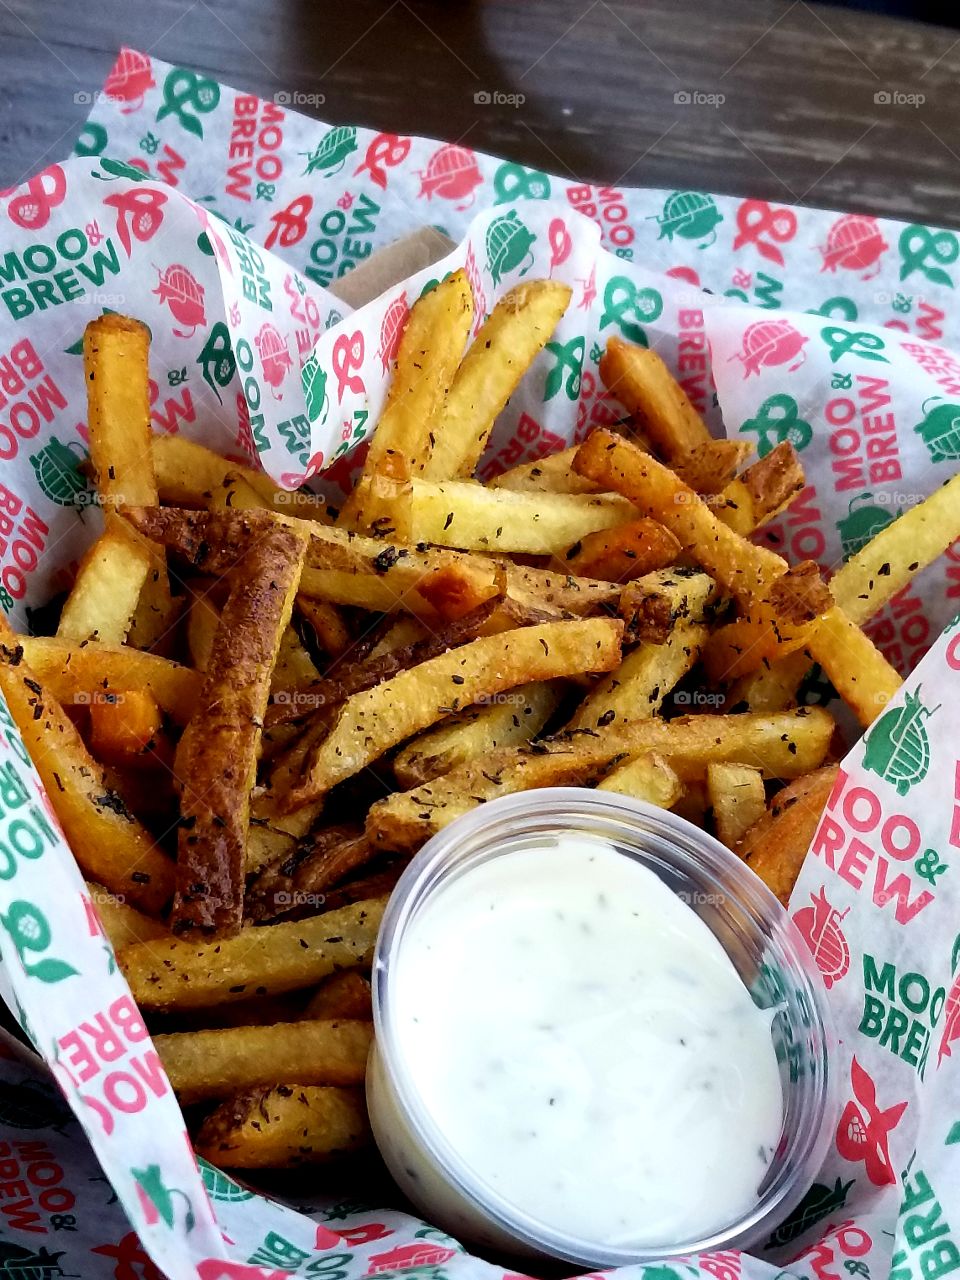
left=367, top=790, right=836, bottom=1267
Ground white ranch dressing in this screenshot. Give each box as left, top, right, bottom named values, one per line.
left=390, top=835, right=784, bottom=1248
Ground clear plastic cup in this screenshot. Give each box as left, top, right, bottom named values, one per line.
left=367, top=788, right=837, bottom=1268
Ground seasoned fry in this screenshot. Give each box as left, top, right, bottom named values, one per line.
left=711, top=442, right=805, bottom=535
left=562, top=517, right=681, bottom=582
left=195, top=1085, right=370, bottom=1168
left=17, top=637, right=199, bottom=724
left=245, top=826, right=375, bottom=923
left=209, top=471, right=270, bottom=510
left=408, top=479, right=635, bottom=554
left=367, top=708, right=833, bottom=851
left=0, top=618, right=173, bottom=913
left=340, top=270, right=473, bottom=530
left=285, top=618, right=624, bottom=808
left=271, top=626, right=320, bottom=695
left=57, top=526, right=152, bottom=645
left=424, top=280, right=572, bottom=479
left=186, top=592, right=220, bottom=672
left=597, top=752, right=682, bottom=808
left=86, top=882, right=168, bottom=949
left=119, top=897, right=386, bottom=1010
left=807, top=606, right=902, bottom=726
left=89, top=689, right=164, bottom=763
left=575, top=428, right=786, bottom=602
left=738, top=766, right=839, bottom=904
left=618, top=569, right=719, bottom=644
left=567, top=623, right=707, bottom=729
left=305, top=971, right=372, bottom=1021
left=706, top=763, right=767, bottom=851
left=247, top=791, right=326, bottom=875
left=297, top=597, right=351, bottom=659
left=393, top=681, right=563, bottom=788
left=490, top=446, right=599, bottom=495
left=154, top=1019, right=373, bottom=1101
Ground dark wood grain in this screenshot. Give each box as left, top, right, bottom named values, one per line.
left=1, top=0, right=959, bottom=226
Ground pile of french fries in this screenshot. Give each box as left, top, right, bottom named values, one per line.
left=2, top=277, right=958, bottom=1171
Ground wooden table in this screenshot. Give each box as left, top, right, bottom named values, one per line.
left=2, top=0, right=959, bottom=226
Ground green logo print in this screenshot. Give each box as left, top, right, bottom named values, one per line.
left=0, top=902, right=78, bottom=984
left=739, top=393, right=813, bottom=458
left=132, top=1164, right=196, bottom=1231
left=599, top=277, right=663, bottom=346
left=651, top=191, right=723, bottom=248
left=837, top=494, right=897, bottom=561
left=29, top=438, right=92, bottom=507
left=764, top=1177, right=855, bottom=1249
left=197, top=1157, right=255, bottom=1202
left=301, top=351, right=330, bottom=423
left=862, top=686, right=938, bottom=797
left=544, top=336, right=585, bottom=401
left=156, top=68, right=221, bottom=140
left=493, top=162, right=551, bottom=204
left=197, top=322, right=236, bottom=404
left=899, top=225, right=959, bottom=288
left=301, top=125, right=359, bottom=177
left=913, top=397, right=960, bottom=464
left=820, top=325, right=888, bottom=364
left=485, top=210, right=536, bottom=285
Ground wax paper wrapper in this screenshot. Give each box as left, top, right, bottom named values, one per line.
left=0, top=47, right=958, bottom=1280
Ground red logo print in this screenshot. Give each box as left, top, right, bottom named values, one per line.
left=820, top=214, right=888, bottom=280
left=378, top=293, right=410, bottom=373
left=103, top=186, right=168, bottom=257
left=835, top=1057, right=907, bottom=1185
left=355, top=132, right=412, bottom=190
left=793, top=887, right=851, bottom=989
left=254, top=322, right=293, bottom=396
left=4, top=165, right=67, bottom=231
left=730, top=319, right=808, bottom=377
left=937, top=932, right=960, bottom=1067
left=103, top=49, right=155, bottom=112
left=416, top=144, right=483, bottom=210
left=733, top=198, right=797, bottom=267
left=153, top=264, right=206, bottom=338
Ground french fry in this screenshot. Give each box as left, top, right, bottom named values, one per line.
left=807, top=606, right=902, bottom=726
left=367, top=708, right=834, bottom=851
left=17, top=637, right=199, bottom=724
left=597, top=752, right=682, bottom=808
left=702, top=562, right=833, bottom=683
left=424, top=280, right=572, bottom=479
left=567, top=623, right=707, bottom=729
left=562, top=517, right=681, bottom=582
left=247, top=791, right=326, bottom=875
left=618, top=569, right=719, bottom=644
left=245, top=826, right=375, bottom=924
left=195, top=1085, right=370, bottom=1168
left=340, top=270, right=474, bottom=530
left=368, top=616, right=429, bottom=658
left=393, top=681, right=563, bottom=788
left=284, top=618, right=624, bottom=808
left=0, top=618, right=173, bottom=912
left=706, top=763, right=767, bottom=851
left=186, top=592, right=220, bottom=672
left=599, top=337, right=748, bottom=492
left=575, top=428, right=786, bottom=602
left=738, top=766, right=840, bottom=904
left=271, top=626, right=320, bottom=694
left=88, top=689, right=164, bottom=763
left=154, top=1019, right=373, bottom=1101
left=119, top=896, right=387, bottom=1010
left=209, top=471, right=271, bottom=511
left=297, top=597, right=351, bottom=659
left=711, top=442, right=805, bottom=536
left=489, top=446, right=599, bottom=495
left=305, top=971, right=372, bottom=1021
left=57, top=526, right=152, bottom=646
left=86, top=882, right=168, bottom=949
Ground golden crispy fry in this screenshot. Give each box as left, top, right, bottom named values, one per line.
left=297, top=597, right=351, bottom=659
left=596, top=752, right=682, bottom=808
left=0, top=619, right=173, bottom=912
left=807, top=607, right=902, bottom=726
left=567, top=623, right=707, bottom=730
left=504, top=564, right=620, bottom=616
left=367, top=708, right=833, bottom=851
left=393, top=681, right=563, bottom=788
left=209, top=471, right=270, bottom=510
left=408, top=479, right=635, bottom=554
left=618, top=569, right=719, bottom=644
left=271, top=626, right=320, bottom=695
left=89, top=688, right=164, bottom=763
left=562, top=517, right=681, bottom=582
left=285, top=618, right=624, bottom=808
left=305, top=971, right=372, bottom=1021
left=247, top=791, right=326, bottom=875
left=120, top=896, right=386, bottom=1010
left=17, top=637, right=199, bottom=724
left=703, top=562, right=833, bottom=683
left=86, top=882, right=168, bottom=949
left=186, top=592, right=220, bottom=672
left=711, top=442, right=805, bottom=536
left=489, top=446, right=599, bottom=495
left=576, top=428, right=786, bottom=602
left=340, top=270, right=473, bottom=529
left=195, top=1085, right=370, bottom=1168
left=245, top=826, right=375, bottom=924
left=154, top=1019, right=373, bottom=1101
left=706, top=763, right=767, bottom=851
left=57, top=527, right=152, bottom=646
left=599, top=337, right=748, bottom=492
left=368, top=616, right=428, bottom=658
left=424, top=280, right=572, bottom=479
left=738, top=766, right=839, bottom=904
